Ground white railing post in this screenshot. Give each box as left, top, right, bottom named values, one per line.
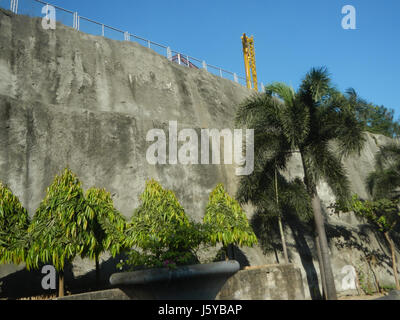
left=177, top=53, right=181, bottom=65
left=186, top=55, right=190, bottom=68
left=73, top=12, right=80, bottom=30
left=234, top=73, right=238, bottom=83
left=219, top=68, right=223, bottom=77
left=260, top=82, right=264, bottom=92
left=124, top=31, right=130, bottom=41
left=10, top=0, right=18, bottom=13
left=167, top=47, right=172, bottom=61
left=73, top=12, right=77, bottom=29
left=102, top=24, right=104, bottom=37
left=202, top=61, right=207, bottom=71
left=147, top=40, right=151, bottom=48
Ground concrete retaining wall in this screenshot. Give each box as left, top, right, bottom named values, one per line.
left=216, top=264, right=305, bottom=300
left=58, top=264, right=305, bottom=300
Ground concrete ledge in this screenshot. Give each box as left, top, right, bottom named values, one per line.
left=109, top=261, right=240, bottom=300
left=216, top=264, right=305, bottom=300
left=56, top=288, right=130, bottom=300
left=55, top=263, right=306, bottom=300
left=110, top=260, right=240, bottom=286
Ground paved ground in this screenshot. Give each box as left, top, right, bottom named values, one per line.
left=17, top=293, right=388, bottom=300
left=338, top=294, right=385, bottom=300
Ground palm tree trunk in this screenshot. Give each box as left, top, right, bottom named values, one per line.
left=384, top=232, right=400, bottom=290
left=300, top=151, right=337, bottom=300
left=275, top=164, right=289, bottom=264
left=58, top=269, right=64, bottom=298
left=315, top=234, right=327, bottom=299
left=278, top=216, right=289, bottom=264
left=311, top=194, right=337, bottom=299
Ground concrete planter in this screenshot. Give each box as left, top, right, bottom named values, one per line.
left=109, top=260, right=240, bottom=300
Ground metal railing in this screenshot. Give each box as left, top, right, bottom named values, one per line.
left=4, top=0, right=265, bottom=91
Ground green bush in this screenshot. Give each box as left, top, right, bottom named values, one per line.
left=26, top=168, right=88, bottom=271
left=120, top=179, right=210, bottom=270
left=204, top=184, right=258, bottom=258
left=0, top=182, right=30, bottom=265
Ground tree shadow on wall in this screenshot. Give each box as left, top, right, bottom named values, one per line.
left=0, top=263, right=73, bottom=299
left=212, top=246, right=250, bottom=269
left=249, top=207, right=323, bottom=299
left=325, top=220, right=397, bottom=290
left=284, top=208, right=324, bottom=300
left=250, top=210, right=284, bottom=264
left=0, top=253, right=128, bottom=299
left=66, top=253, right=128, bottom=294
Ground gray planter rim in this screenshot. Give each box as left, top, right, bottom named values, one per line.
left=110, top=260, right=240, bottom=286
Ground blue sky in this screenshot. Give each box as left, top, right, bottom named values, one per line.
left=6, top=0, right=400, bottom=118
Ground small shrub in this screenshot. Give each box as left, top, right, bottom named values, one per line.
left=120, top=180, right=210, bottom=270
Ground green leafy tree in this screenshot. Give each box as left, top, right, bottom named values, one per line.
left=235, top=67, right=365, bottom=299
left=0, top=182, right=30, bottom=265
left=347, top=196, right=400, bottom=290
left=26, top=168, right=88, bottom=297
left=84, top=187, right=128, bottom=287
left=346, top=88, right=400, bottom=138
left=122, top=179, right=208, bottom=269
left=204, top=184, right=258, bottom=261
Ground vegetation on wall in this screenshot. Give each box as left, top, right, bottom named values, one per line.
left=343, top=196, right=400, bottom=290
left=334, top=141, right=400, bottom=291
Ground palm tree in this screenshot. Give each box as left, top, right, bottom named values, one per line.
left=236, top=157, right=313, bottom=265
left=367, top=142, right=400, bottom=200
left=235, top=67, right=365, bottom=300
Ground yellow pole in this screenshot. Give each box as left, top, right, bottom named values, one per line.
left=249, top=36, right=258, bottom=91
left=241, top=33, right=252, bottom=90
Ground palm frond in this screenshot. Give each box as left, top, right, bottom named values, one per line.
left=375, top=143, right=400, bottom=170
left=265, top=82, right=296, bottom=107
left=299, top=66, right=331, bottom=105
